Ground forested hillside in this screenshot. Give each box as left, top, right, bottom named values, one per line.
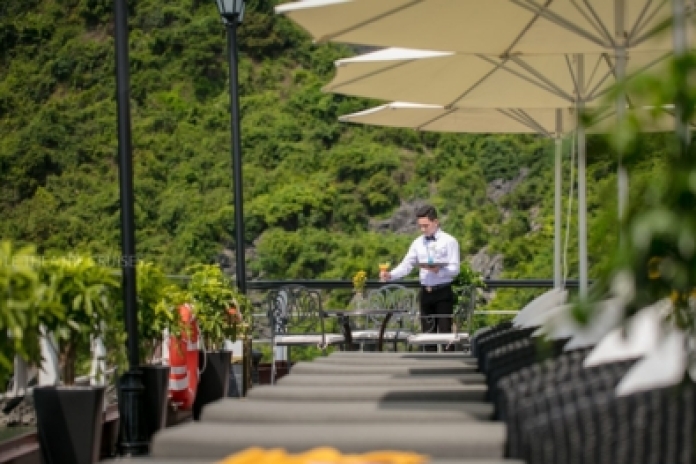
left=0, top=0, right=670, bottom=293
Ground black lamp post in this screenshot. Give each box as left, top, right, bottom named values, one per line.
left=214, top=0, right=247, bottom=296
left=214, top=0, right=250, bottom=396
left=114, top=0, right=148, bottom=456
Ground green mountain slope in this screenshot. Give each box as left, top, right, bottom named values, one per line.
left=0, top=0, right=670, bottom=289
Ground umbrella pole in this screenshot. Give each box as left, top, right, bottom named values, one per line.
left=615, top=46, right=628, bottom=240
left=576, top=54, right=589, bottom=297
left=615, top=0, right=629, bottom=242
left=672, top=0, right=690, bottom=152
left=554, top=110, right=563, bottom=289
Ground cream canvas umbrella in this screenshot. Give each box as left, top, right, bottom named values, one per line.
left=339, top=102, right=683, bottom=134
left=275, top=0, right=687, bottom=54
left=276, top=0, right=695, bottom=295
left=324, top=48, right=669, bottom=110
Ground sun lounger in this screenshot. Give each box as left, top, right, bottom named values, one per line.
left=289, top=361, right=477, bottom=376
left=150, top=422, right=507, bottom=460
left=276, top=373, right=486, bottom=386
left=245, top=384, right=488, bottom=402
left=200, top=399, right=494, bottom=423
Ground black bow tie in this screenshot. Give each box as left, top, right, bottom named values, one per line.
left=425, top=235, right=436, bottom=241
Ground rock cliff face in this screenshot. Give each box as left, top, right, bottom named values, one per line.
left=470, top=248, right=504, bottom=280
left=368, top=200, right=430, bottom=235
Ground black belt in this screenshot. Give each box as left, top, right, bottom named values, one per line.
left=421, top=283, right=452, bottom=293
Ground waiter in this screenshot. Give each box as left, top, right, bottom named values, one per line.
left=380, top=204, right=460, bottom=351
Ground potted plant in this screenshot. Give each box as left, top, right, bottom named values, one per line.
left=33, top=254, right=119, bottom=464
left=132, top=261, right=183, bottom=439
left=186, top=264, right=252, bottom=419
left=452, top=261, right=486, bottom=330
left=352, top=270, right=368, bottom=309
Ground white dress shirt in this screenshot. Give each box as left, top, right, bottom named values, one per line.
left=389, top=229, right=460, bottom=286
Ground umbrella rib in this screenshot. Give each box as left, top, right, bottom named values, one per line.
left=589, top=54, right=636, bottom=108
left=510, top=109, right=553, bottom=136
left=589, top=51, right=671, bottom=100
left=574, top=0, right=615, bottom=45
left=628, top=0, right=664, bottom=42
left=498, top=108, right=551, bottom=136
left=317, top=0, right=423, bottom=43
left=631, top=4, right=694, bottom=46
left=445, top=56, right=510, bottom=107
left=565, top=55, right=581, bottom=100
left=507, top=55, right=576, bottom=101
left=502, top=0, right=553, bottom=55
left=510, top=0, right=608, bottom=47
left=584, top=53, right=609, bottom=96
left=416, top=107, right=458, bottom=131
left=324, top=60, right=415, bottom=92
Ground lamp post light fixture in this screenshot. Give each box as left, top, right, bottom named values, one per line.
left=214, top=0, right=247, bottom=296
left=215, top=0, right=246, bottom=24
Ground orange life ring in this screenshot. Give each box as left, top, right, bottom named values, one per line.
left=168, top=304, right=199, bottom=410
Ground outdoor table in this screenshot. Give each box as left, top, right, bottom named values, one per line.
left=323, top=308, right=408, bottom=352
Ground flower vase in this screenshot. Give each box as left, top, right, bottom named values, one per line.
left=354, top=291, right=365, bottom=310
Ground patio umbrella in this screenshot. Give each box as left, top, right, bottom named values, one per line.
left=339, top=102, right=689, bottom=287
left=324, top=48, right=669, bottom=109
left=275, top=0, right=685, bottom=54
left=276, top=0, right=695, bottom=295
left=338, top=102, right=683, bottom=134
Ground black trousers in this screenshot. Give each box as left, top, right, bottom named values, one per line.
left=419, top=285, right=454, bottom=351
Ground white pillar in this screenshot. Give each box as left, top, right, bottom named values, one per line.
left=38, top=326, right=59, bottom=386
left=576, top=54, right=589, bottom=297
left=615, top=0, right=629, bottom=233
left=553, top=110, right=563, bottom=288
left=672, top=0, right=690, bottom=149
left=10, top=355, right=28, bottom=396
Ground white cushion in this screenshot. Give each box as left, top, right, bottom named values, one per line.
left=351, top=330, right=413, bottom=340
left=523, top=303, right=570, bottom=330
left=407, top=333, right=469, bottom=345
left=616, top=329, right=686, bottom=397
left=557, top=298, right=624, bottom=348
left=275, top=334, right=345, bottom=345
left=584, top=299, right=668, bottom=368
left=514, top=288, right=568, bottom=327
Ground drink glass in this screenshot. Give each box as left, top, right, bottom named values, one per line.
left=378, top=262, right=390, bottom=282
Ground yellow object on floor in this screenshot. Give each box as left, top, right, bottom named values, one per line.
left=216, top=447, right=429, bottom=464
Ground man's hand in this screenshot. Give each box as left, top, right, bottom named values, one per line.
left=423, top=265, right=439, bottom=273
left=379, top=270, right=391, bottom=282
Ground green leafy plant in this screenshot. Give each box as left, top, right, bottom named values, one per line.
left=0, top=241, right=52, bottom=384
left=452, top=261, right=486, bottom=314
left=134, top=261, right=183, bottom=364
left=38, top=254, right=119, bottom=386
left=187, top=264, right=253, bottom=351
left=579, top=49, right=696, bottom=338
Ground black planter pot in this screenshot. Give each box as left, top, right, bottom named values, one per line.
left=34, top=385, right=105, bottom=464
left=140, top=365, right=170, bottom=440
left=192, top=350, right=231, bottom=420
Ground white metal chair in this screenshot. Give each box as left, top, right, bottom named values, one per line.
left=350, top=284, right=419, bottom=351
left=267, top=285, right=344, bottom=383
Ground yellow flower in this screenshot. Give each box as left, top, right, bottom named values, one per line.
left=352, top=270, right=367, bottom=292
left=647, top=256, right=662, bottom=280
left=216, top=447, right=429, bottom=464
left=671, top=290, right=683, bottom=304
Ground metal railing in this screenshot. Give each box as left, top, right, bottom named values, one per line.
left=246, top=279, right=585, bottom=290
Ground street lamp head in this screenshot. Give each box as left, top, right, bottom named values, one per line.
left=215, top=0, right=245, bottom=24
